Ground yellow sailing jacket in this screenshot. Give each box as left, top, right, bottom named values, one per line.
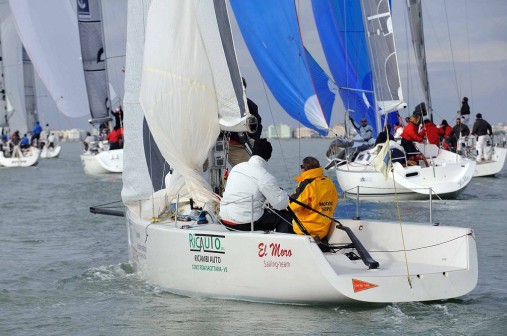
left=289, top=167, right=338, bottom=239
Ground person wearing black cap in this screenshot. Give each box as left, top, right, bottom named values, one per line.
left=348, top=116, right=373, bottom=143
left=458, top=97, right=471, bottom=125
left=226, top=77, right=263, bottom=166
left=471, top=113, right=493, bottom=162
left=219, top=138, right=291, bottom=232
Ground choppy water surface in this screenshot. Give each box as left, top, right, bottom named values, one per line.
left=1, top=140, right=505, bottom=335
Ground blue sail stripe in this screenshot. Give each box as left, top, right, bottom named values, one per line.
left=230, top=0, right=335, bottom=135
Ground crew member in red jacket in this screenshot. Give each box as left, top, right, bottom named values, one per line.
left=438, top=119, right=453, bottom=149
left=419, top=119, right=439, bottom=146
left=106, top=126, right=122, bottom=150
left=400, top=114, right=423, bottom=157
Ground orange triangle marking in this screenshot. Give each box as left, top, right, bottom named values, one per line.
left=352, top=278, right=378, bottom=293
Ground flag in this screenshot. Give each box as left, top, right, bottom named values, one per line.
left=372, top=140, right=392, bottom=180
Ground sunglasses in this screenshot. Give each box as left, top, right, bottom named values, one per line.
left=300, top=164, right=304, bottom=169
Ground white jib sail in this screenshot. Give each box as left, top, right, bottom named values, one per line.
left=140, top=0, right=247, bottom=205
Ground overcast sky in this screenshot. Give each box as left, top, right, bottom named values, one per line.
left=44, top=0, right=507, bottom=130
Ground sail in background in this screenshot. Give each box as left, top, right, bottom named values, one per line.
left=9, top=0, right=89, bottom=119
left=0, top=0, right=10, bottom=130
left=312, top=0, right=377, bottom=135
left=360, top=0, right=405, bottom=115
left=0, top=2, right=27, bottom=134
left=230, top=0, right=337, bottom=136
left=406, top=0, right=432, bottom=119
left=101, top=0, right=127, bottom=111
left=77, top=0, right=111, bottom=125
left=22, top=47, right=37, bottom=130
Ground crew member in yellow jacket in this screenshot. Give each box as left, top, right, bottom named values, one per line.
left=289, top=156, right=338, bottom=239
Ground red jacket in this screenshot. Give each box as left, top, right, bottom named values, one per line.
left=438, top=125, right=452, bottom=138
left=419, top=122, right=439, bottom=145
left=106, top=129, right=122, bottom=143
left=401, top=122, right=423, bottom=142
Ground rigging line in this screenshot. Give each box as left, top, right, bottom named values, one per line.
left=370, top=232, right=473, bottom=253
left=90, top=200, right=124, bottom=207
left=342, top=0, right=353, bottom=122
left=296, top=0, right=301, bottom=162
left=388, top=143, right=412, bottom=288
left=443, top=0, right=461, bottom=103
left=465, top=0, right=473, bottom=112
left=260, top=77, right=291, bottom=183
left=422, top=1, right=456, bottom=109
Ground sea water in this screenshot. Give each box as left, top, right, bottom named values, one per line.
left=1, top=140, right=505, bottom=335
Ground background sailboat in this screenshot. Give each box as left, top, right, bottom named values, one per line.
left=0, top=1, right=40, bottom=167
left=406, top=0, right=506, bottom=177
left=315, top=0, right=475, bottom=200
left=77, top=0, right=127, bottom=174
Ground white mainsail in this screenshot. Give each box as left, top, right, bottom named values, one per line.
left=9, top=0, right=90, bottom=118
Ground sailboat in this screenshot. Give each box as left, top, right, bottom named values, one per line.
left=120, top=0, right=477, bottom=304
left=21, top=47, right=62, bottom=160
left=459, top=136, right=507, bottom=177
left=0, top=2, right=40, bottom=168
left=39, top=129, right=62, bottom=159
left=77, top=0, right=127, bottom=175
left=314, top=0, right=476, bottom=200
left=406, top=0, right=506, bottom=177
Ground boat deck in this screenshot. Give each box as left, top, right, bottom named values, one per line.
left=325, top=253, right=465, bottom=277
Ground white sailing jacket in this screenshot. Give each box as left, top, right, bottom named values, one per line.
left=219, top=155, right=289, bottom=224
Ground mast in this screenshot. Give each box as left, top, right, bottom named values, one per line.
left=407, top=0, right=433, bottom=121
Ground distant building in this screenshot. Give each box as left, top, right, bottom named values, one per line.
left=492, top=122, right=506, bottom=135
left=294, top=127, right=318, bottom=138
left=327, top=123, right=347, bottom=137
left=267, top=124, right=292, bottom=138
left=61, top=129, right=82, bottom=141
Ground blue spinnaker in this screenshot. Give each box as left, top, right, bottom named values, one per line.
left=230, top=0, right=336, bottom=135
left=312, top=0, right=377, bottom=136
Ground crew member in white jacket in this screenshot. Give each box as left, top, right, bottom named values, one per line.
left=220, top=138, right=291, bottom=232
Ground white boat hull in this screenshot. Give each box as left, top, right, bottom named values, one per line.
left=0, top=147, right=41, bottom=167
left=334, top=144, right=475, bottom=200
left=40, top=145, right=62, bottom=159
left=473, top=146, right=507, bottom=177
left=80, top=149, right=123, bottom=174
left=126, top=210, right=477, bottom=304
left=335, top=160, right=474, bottom=200
left=457, top=136, right=507, bottom=177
